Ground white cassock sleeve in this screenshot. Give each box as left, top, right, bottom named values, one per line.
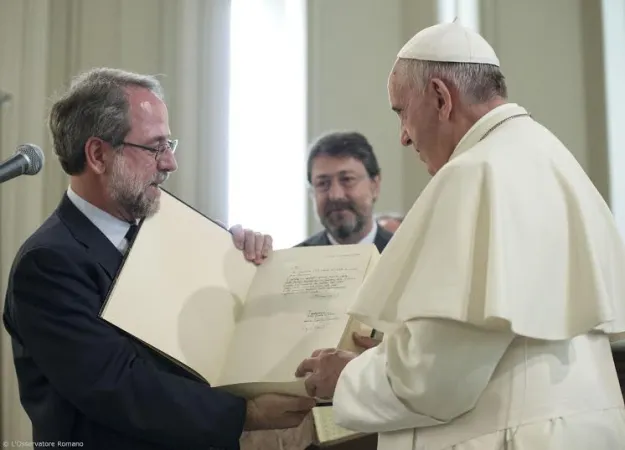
left=332, top=318, right=515, bottom=433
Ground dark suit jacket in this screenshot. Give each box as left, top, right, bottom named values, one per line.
left=296, top=226, right=393, bottom=254
left=612, top=348, right=625, bottom=399
left=296, top=225, right=393, bottom=450
left=2, top=195, right=247, bottom=450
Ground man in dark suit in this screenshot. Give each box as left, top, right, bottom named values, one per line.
left=297, top=131, right=392, bottom=254
left=293, top=131, right=392, bottom=450
left=2, top=68, right=314, bottom=450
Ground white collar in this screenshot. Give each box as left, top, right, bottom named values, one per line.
left=66, top=186, right=133, bottom=253
left=451, top=103, right=529, bottom=160
left=327, top=221, right=378, bottom=245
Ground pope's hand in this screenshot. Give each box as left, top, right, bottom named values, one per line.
left=352, top=332, right=381, bottom=350
left=229, top=224, right=273, bottom=264
left=295, top=348, right=357, bottom=399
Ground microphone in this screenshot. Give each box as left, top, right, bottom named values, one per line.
left=0, top=143, right=45, bottom=184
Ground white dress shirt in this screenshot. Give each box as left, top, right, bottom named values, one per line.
left=66, top=186, right=134, bottom=253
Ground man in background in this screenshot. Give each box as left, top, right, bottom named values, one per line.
left=296, top=131, right=386, bottom=449
left=2, top=67, right=314, bottom=450
left=242, top=131, right=387, bottom=450
left=376, top=212, right=404, bottom=233
left=297, top=131, right=392, bottom=254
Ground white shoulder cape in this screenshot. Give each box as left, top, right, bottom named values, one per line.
left=350, top=104, right=625, bottom=341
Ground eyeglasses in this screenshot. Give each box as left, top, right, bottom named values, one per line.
left=311, top=173, right=367, bottom=194
left=121, top=139, right=178, bottom=161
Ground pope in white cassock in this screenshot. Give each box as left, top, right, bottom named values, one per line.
left=295, top=21, right=625, bottom=450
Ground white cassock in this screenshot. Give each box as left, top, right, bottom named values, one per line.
left=332, top=102, right=625, bottom=449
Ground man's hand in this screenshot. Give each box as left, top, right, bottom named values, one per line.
left=243, top=394, right=316, bottom=431
left=294, top=348, right=357, bottom=399
left=229, top=224, right=273, bottom=265
left=352, top=332, right=381, bottom=350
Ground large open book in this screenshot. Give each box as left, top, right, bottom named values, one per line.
left=99, top=189, right=380, bottom=399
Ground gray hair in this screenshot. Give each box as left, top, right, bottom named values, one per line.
left=396, top=58, right=507, bottom=104
left=48, top=67, right=164, bottom=175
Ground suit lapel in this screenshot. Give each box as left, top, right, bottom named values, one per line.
left=305, top=231, right=331, bottom=246
left=56, top=194, right=124, bottom=280
left=316, top=232, right=331, bottom=246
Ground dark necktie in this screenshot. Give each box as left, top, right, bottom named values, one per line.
left=125, top=224, right=139, bottom=245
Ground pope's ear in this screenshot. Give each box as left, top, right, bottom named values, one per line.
left=430, top=78, right=452, bottom=119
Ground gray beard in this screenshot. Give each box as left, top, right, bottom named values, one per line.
left=114, top=189, right=160, bottom=220
left=325, top=215, right=366, bottom=241
left=108, top=157, right=163, bottom=220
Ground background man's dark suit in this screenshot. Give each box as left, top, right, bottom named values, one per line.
left=296, top=226, right=392, bottom=254
left=296, top=224, right=393, bottom=450
left=2, top=195, right=247, bottom=450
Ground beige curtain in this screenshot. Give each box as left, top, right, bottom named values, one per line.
left=0, top=0, right=230, bottom=444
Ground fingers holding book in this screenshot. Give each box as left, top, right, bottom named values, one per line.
left=243, top=394, right=316, bottom=431
left=352, top=332, right=381, bottom=350
left=229, top=224, right=273, bottom=264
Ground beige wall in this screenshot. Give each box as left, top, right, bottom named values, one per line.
left=480, top=0, right=609, bottom=200
left=598, top=0, right=625, bottom=228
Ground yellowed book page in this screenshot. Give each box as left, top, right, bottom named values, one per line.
left=312, top=406, right=363, bottom=445
left=216, top=244, right=378, bottom=394
left=100, top=190, right=258, bottom=383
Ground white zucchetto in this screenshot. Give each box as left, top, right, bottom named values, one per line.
left=398, top=21, right=500, bottom=67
